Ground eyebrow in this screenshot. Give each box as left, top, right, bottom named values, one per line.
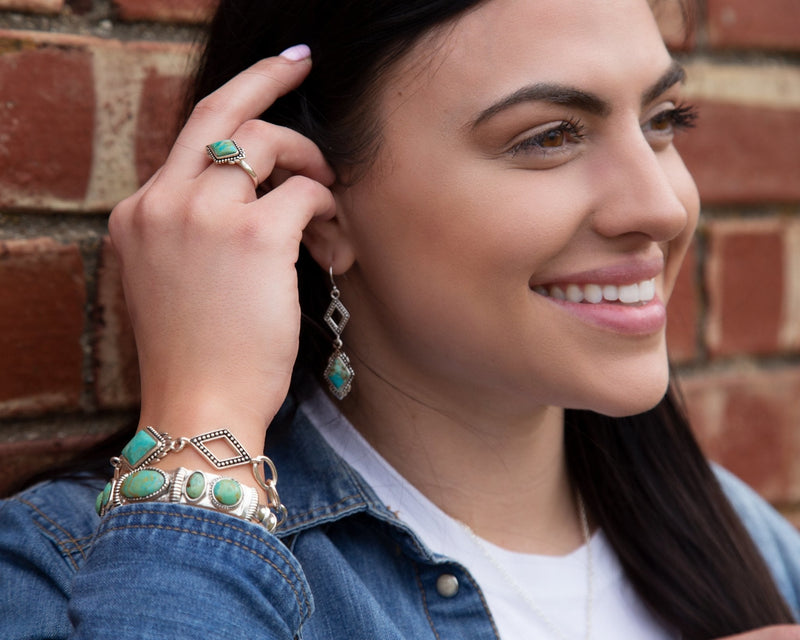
left=469, top=59, right=686, bottom=129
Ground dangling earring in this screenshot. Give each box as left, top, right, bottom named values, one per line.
left=323, top=266, right=355, bottom=400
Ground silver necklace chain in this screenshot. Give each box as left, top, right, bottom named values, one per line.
left=459, top=493, right=593, bottom=640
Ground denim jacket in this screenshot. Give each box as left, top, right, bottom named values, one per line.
left=2, top=400, right=799, bottom=639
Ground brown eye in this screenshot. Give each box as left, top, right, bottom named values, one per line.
left=650, top=112, right=672, bottom=132
left=542, top=129, right=566, bottom=147
left=509, top=118, right=585, bottom=157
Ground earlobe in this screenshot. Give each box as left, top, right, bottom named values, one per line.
left=302, top=199, right=357, bottom=274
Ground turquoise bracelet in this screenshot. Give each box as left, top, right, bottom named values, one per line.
left=96, top=426, right=287, bottom=532
left=97, top=466, right=280, bottom=530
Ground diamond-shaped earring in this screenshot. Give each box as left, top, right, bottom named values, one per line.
left=324, top=266, right=355, bottom=400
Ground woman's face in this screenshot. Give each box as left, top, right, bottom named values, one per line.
left=334, top=0, right=699, bottom=419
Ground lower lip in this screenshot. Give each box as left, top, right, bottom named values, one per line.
left=535, top=293, right=666, bottom=335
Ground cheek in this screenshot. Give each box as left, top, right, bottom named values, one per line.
left=354, top=161, right=591, bottom=282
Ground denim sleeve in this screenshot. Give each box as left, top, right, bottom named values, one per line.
left=0, top=492, right=313, bottom=640
left=0, top=492, right=86, bottom=639
left=69, top=502, right=313, bottom=639
left=715, top=466, right=800, bottom=620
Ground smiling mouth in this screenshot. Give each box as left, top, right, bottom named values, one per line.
left=532, top=278, right=656, bottom=306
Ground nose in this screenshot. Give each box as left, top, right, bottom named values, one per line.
left=590, top=123, right=694, bottom=244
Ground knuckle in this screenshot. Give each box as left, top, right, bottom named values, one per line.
left=282, top=174, right=321, bottom=197
left=237, top=118, right=272, bottom=139
left=192, top=94, right=227, bottom=120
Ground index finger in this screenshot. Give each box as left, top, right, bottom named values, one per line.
left=166, top=47, right=314, bottom=177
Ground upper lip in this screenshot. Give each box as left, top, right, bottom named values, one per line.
left=530, top=255, right=665, bottom=288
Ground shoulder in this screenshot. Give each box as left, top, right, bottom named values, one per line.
left=714, top=465, right=800, bottom=618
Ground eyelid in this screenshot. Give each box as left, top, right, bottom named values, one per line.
left=507, top=118, right=586, bottom=156
left=641, top=100, right=678, bottom=123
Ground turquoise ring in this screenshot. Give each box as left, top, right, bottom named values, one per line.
left=205, top=139, right=259, bottom=188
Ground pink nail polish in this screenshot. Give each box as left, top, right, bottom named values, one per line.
left=279, top=44, right=311, bottom=61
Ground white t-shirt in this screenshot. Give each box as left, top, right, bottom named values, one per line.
left=301, top=387, right=677, bottom=640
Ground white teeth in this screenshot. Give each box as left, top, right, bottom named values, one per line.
left=639, top=279, right=655, bottom=301
left=566, top=284, right=584, bottom=303
left=584, top=284, right=603, bottom=304
left=618, top=283, right=639, bottom=304
left=535, top=278, right=656, bottom=305
left=602, top=285, right=619, bottom=302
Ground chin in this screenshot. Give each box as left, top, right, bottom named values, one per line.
left=575, top=366, right=670, bottom=418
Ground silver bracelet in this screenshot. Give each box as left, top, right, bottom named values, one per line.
left=96, top=427, right=287, bottom=532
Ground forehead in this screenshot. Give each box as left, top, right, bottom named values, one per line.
left=378, top=0, right=672, bottom=124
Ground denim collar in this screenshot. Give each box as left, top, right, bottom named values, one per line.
left=265, top=391, right=440, bottom=564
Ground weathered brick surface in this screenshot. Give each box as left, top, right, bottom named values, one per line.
left=681, top=365, right=800, bottom=504
left=135, top=70, right=187, bottom=185
left=0, top=434, right=105, bottom=496
left=708, top=0, right=800, bottom=51
left=0, top=0, right=62, bottom=13
left=705, top=218, right=796, bottom=357
left=114, top=0, right=217, bottom=24
left=0, top=32, right=95, bottom=208
left=666, top=242, right=698, bottom=363
left=0, top=238, right=85, bottom=416
left=0, top=30, right=193, bottom=212
left=94, top=238, right=140, bottom=408
left=675, top=101, right=800, bottom=204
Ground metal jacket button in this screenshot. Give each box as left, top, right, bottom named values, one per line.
left=436, top=573, right=459, bottom=598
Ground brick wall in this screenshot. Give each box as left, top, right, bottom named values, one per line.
left=0, top=1, right=798, bottom=527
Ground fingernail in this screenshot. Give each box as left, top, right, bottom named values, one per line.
left=279, top=44, right=312, bottom=61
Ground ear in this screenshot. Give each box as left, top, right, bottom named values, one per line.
left=302, top=190, right=357, bottom=275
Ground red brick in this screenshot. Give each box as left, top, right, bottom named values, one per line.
left=114, top=0, right=217, bottom=24
left=0, top=434, right=106, bottom=496
left=0, top=32, right=95, bottom=208
left=781, top=506, right=800, bottom=531
left=708, top=0, right=800, bottom=51
left=705, top=219, right=785, bottom=357
left=681, top=365, right=800, bottom=504
left=666, top=241, right=698, bottom=363
left=93, top=237, right=140, bottom=408
left=0, top=238, right=85, bottom=416
left=674, top=101, right=800, bottom=205
left=135, top=70, right=187, bottom=186
left=0, top=0, right=63, bottom=13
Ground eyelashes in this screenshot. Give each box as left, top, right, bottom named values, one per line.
left=647, top=103, right=698, bottom=134
left=509, top=117, right=586, bottom=156
left=508, top=102, right=699, bottom=158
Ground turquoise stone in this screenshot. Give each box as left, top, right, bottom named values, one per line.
left=121, top=430, right=158, bottom=467
left=212, top=478, right=242, bottom=506
left=186, top=472, right=205, bottom=500
left=101, top=482, right=111, bottom=506
left=121, top=469, right=166, bottom=499
left=208, top=139, right=239, bottom=159
left=95, top=482, right=112, bottom=515
left=326, top=354, right=351, bottom=390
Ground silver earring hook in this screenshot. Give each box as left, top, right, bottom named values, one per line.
left=329, top=266, right=340, bottom=299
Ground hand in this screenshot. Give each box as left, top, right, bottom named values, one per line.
left=716, top=626, right=800, bottom=640
left=108, top=49, right=336, bottom=453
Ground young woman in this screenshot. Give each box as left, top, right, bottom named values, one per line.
left=1, top=0, right=799, bottom=638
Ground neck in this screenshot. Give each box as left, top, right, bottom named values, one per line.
left=339, top=366, right=585, bottom=555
